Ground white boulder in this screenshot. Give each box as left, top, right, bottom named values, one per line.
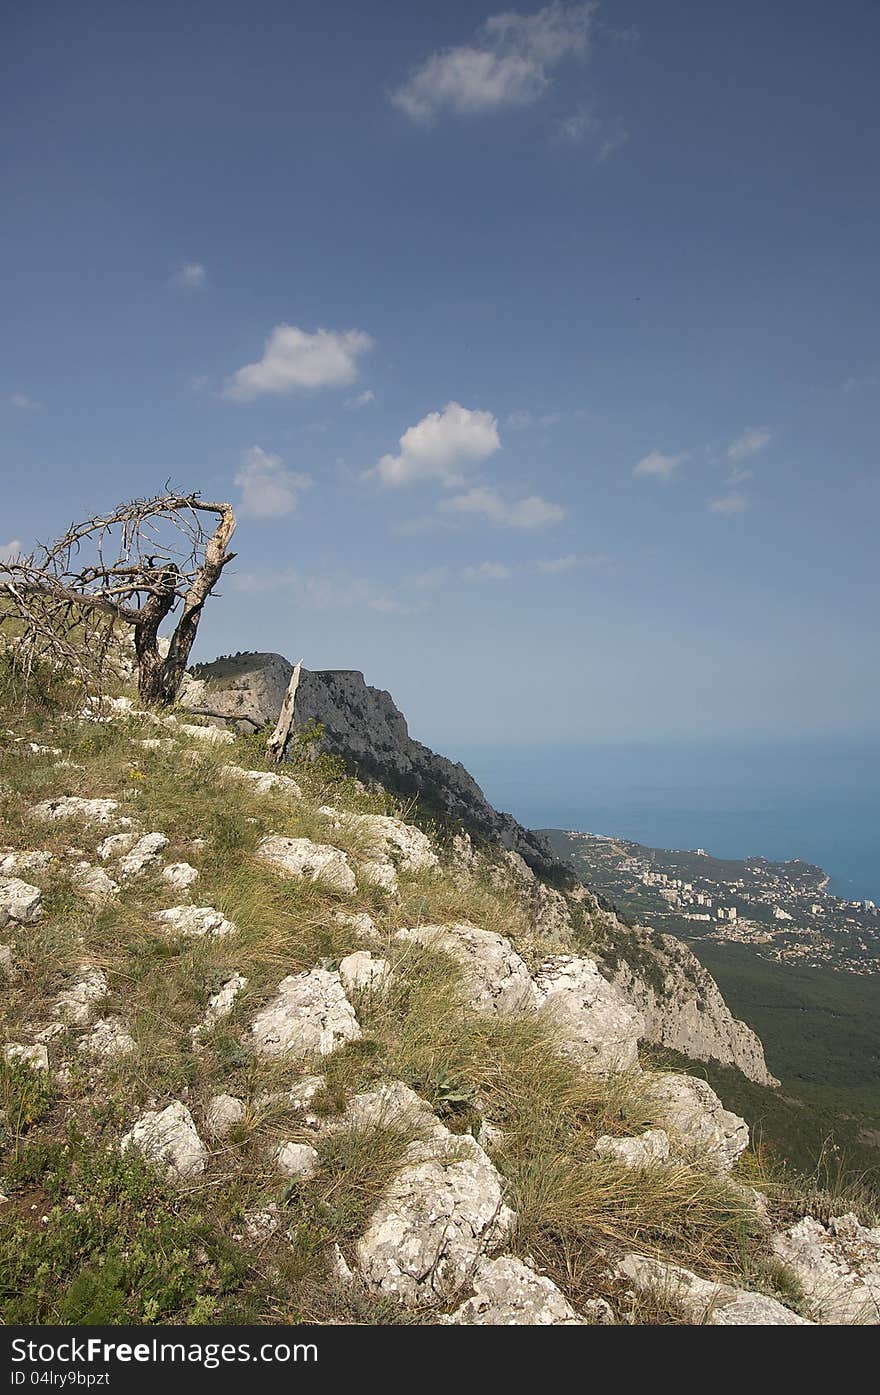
left=771, top=1212, right=880, bottom=1324
left=70, top=862, right=119, bottom=904
left=31, top=796, right=120, bottom=824
left=222, top=765, right=303, bottom=798
left=339, top=950, right=390, bottom=996
left=614, top=1253, right=809, bottom=1325
left=162, top=862, right=200, bottom=892
left=443, top=1255, right=582, bottom=1325
left=0, top=850, right=53, bottom=877
left=205, top=1093, right=246, bottom=1139
left=55, top=967, right=108, bottom=1025
left=0, top=877, right=43, bottom=927
left=273, top=1141, right=319, bottom=1179
left=649, top=1072, right=748, bottom=1170
left=152, top=905, right=237, bottom=938
left=117, top=832, right=169, bottom=878
left=178, top=723, right=234, bottom=745
left=594, top=1128, right=671, bottom=1169
left=78, top=1016, right=136, bottom=1059
left=249, top=968, right=361, bottom=1058
left=256, top=836, right=357, bottom=895
left=3, top=1043, right=49, bottom=1071
left=532, top=955, right=643, bottom=1073
left=395, top=922, right=535, bottom=1015
left=121, top=1101, right=208, bottom=1179
left=192, top=973, right=247, bottom=1037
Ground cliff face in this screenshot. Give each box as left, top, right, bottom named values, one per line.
left=592, top=918, right=778, bottom=1087
left=182, top=650, right=776, bottom=1086
left=183, top=652, right=563, bottom=877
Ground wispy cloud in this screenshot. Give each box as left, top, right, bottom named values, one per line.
left=173, top=261, right=207, bottom=289
left=373, top=402, right=500, bottom=486
left=391, top=3, right=595, bottom=122
left=462, top=561, right=512, bottom=581
left=842, top=366, right=880, bottom=394
left=441, top=485, right=565, bottom=528
left=0, top=539, right=23, bottom=564
left=231, top=568, right=409, bottom=612
left=558, top=107, right=628, bottom=160
left=413, top=566, right=449, bottom=589
left=506, top=406, right=589, bottom=429
left=234, top=445, right=313, bottom=519
left=345, top=388, right=375, bottom=409
left=9, top=392, right=41, bottom=411
left=224, top=324, right=374, bottom=401
left=708, top=491, right=749, bottom=516
left=727, top=426, right=772, bottom=461
left=633, top=450, right=688, bottom=482
left=537, top=551, right=608, bottom=573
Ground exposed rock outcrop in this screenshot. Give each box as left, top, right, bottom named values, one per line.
left=597, top=922, right=778, bottom=1087
left=649, top=1071, right=749, bottom=1170
left=395, top=922, right=535, bottom=1014
left=183, top=654, right=562, bottom=875
left=771, top=1213, right=880, bottom=1324
left=248, top=968, right=361, bottom=1058
left=532, top=954, right=643, bottom=1073
left=121, top=1101, right=208, bottom=1179
left=614, top=1253, right=810, bottom=1325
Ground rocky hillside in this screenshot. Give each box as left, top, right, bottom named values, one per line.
left=2, top=675, right=879, bottom=1324
left=183, top=653, right=562, bottom=876
left=182, top=651, right=774, bottom=1088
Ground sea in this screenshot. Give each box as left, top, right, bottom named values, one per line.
left=451, top=739, right=880, bottom=904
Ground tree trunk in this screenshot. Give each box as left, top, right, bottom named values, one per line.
left=136, top=504, right=236, bottom=707
left=267, top=660, right=303, bottom=763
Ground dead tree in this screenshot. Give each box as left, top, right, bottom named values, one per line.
left=0, top=491, right=236, bottom=707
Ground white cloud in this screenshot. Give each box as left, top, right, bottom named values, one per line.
left=538, top=552, right=607, bottom=573
left=506, top=406, right=588, bottom=429
left=633, top=450, right=688, bottom=482
left=231, top=567, right=408, bottom=612
left=442, top=486, right=565, bottom=528
left=708, top=491, right=749, bottom=516
left=0, top=539, right=22, bottom=564
left=463, top=561, right=512, bottom=581
left=558, top=107, right=628, bottom=159
left=374, top=402, right=500, bottom=486
left=9, top=393, right=40, bottom=411
left=726, top=465, right=753, bottom=486
left=346, top=388, right=375, bottom=409
left=413, top=566, right=448, bottom=589
left=391, top=2, right=595, bottom=122
left=727, top=426, right=772, bottom=460
left=234, top=445, right=313, bottom=519
left=173, top=262, right=207, bottom=289
left=224, top=324, right=374, bottom=401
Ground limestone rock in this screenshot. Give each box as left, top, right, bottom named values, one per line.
left=256, top=836, right=357, bottom=895
left=3, top=1043, right=49, bottom=1071
left=594, top=1128, right=670, bottom=1169
left=152, top=905, right=237, bottom=938
left=321, top=810, right=438, bottom=874
left=205, top=1094, right=245, bottom=1138
left=178, top=722, right=234, bottom=746
left=614, top=1253, right=809, bottom=1325
left=55, top=967, right=108, bottom=1025
left=360, top=857, right=398, bottom=893
left=32, top=796, right=120, bottom=824
left=78, top=1016, right=136, bottom=1059
left=334, top=910, right=380, bottom=940
left=273, top=1141, right=319, bottom=1178
left=532, top=955, right=643, bottom=1073
left=97, top=832, right=137, bottom=861
left=249, top=969, right=361, bottom=1058
left=117, top=832, right=169, bottom=878
left=121, top=1101, right=207, bottom=1179
left=70, top=862, right=119, bottom=904
left=162, top=862, right=200, bottom=892
left=0, top=877, right=43, bottom=927
left=0, top=850, right=53, bottom=877
left=183, top=655, right=562, bottom=876
left=355, top=1116, right=515, bottom=1304
left=193, top=973, right=247, bottom=1037
left=649, top=1072, right=748, bottom=1170
left=443, top=1255, right=582, bottom=1325
left=603, top=925, right=778, bottom=1087
left=256, top=1075, right=326, bottom=1120
left=339, top=950, right=390, bottom=995
left=395, top=922, right=535, bottom=1015
left=0, top=943, right=13, bottom=975
left=771, top=1212, right=880, bottom=1324
left=222, top=765, right=303, bottom=798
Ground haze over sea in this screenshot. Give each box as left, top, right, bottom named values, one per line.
left=454, top=739, right=880, bottom=904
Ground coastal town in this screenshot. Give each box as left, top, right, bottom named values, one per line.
left=542, top=829, right=880, bottom=975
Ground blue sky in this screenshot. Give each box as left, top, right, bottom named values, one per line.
left=2, top=1, right=879, bottom=749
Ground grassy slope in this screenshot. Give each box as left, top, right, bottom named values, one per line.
left=0, top=674, right=870, bottom=1325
